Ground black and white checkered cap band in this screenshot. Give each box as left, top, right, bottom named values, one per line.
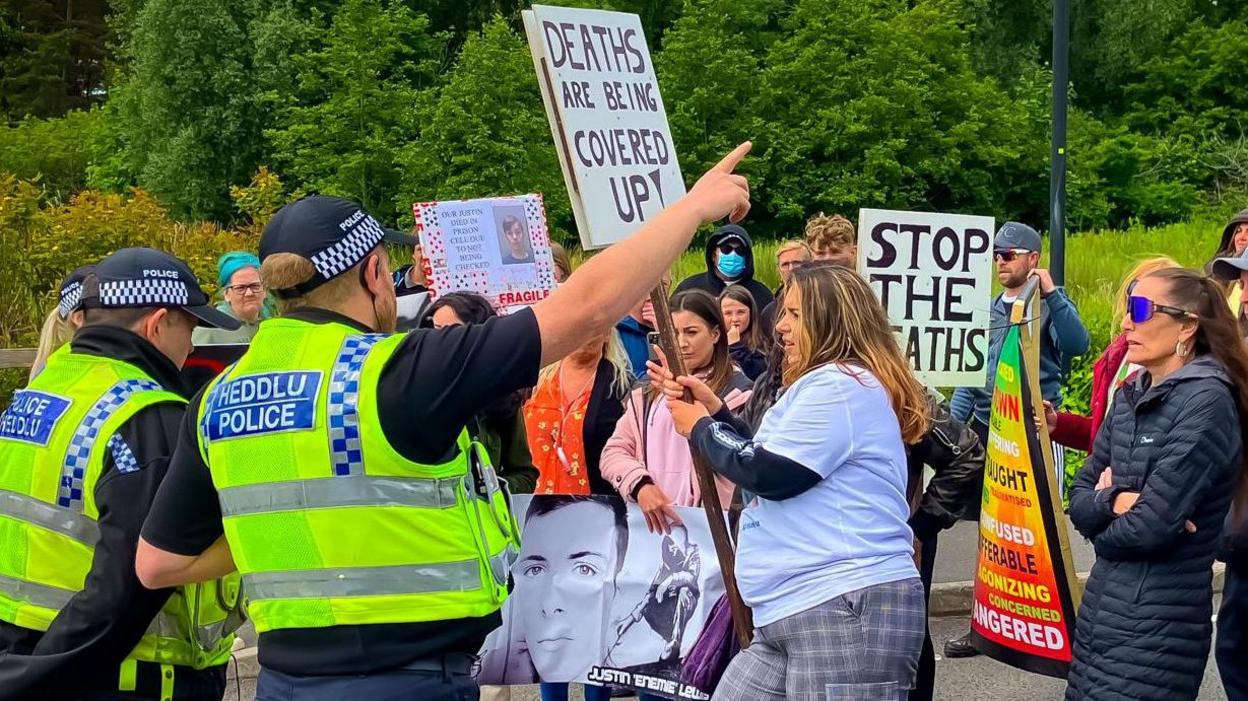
left=310, top=214, right=386, bottom=280
left=58, top=281, right=83, bottom=319
left=98, top=279, right=190, bottom=307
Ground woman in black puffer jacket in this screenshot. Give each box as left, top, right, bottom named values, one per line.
left=1067, top=268, right=1248, bottom=701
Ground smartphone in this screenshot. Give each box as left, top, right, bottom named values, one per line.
left=647, top=331, right=662, bottom=362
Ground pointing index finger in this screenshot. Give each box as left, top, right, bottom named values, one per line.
left=712, top=141, right=752, bottom=174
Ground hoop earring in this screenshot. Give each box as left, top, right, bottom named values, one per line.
left=1176, top=340, right=1188, bottom=358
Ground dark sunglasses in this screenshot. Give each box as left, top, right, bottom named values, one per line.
left=993, top=249, right=1030, bottom=262
left=1126, top=295, right=1198, bottom=324
left=717, top=243, right=744, bottom=255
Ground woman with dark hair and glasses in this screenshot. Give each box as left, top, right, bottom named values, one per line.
left=1067, top=268, right=1248, bottom=701
left=421, top=292, right=538, bottom=494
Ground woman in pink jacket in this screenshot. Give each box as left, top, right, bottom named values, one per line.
left=602, top=290, right=753, bottom=533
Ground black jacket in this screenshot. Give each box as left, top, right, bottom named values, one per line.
left=1224, top=505, right=1248, bottom=571
left=1067, top=356, right=1241, bottom=701
left=0, top=326, right=224, bottom=701
left=906, top=395, right=985, bottom=543
left=738, top=348, right=983, bottom=539
left=583, top=357, right=630, bottom=495
left=472, top=393, right=539, bottom=495
left=673, top=225, right=775, bottom=310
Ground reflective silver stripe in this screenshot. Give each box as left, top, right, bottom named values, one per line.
left=244, top=561, right=482, bottom=600
left=0, top=489, right=99, bottom=545
left=489, top=545, right=519, bottom=588
left=144, top=611, right=187, bottom=640
left=0, top=573, right=76, bottom=610
left=218, top=476, right=459, bottom=517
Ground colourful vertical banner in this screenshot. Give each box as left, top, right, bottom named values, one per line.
left=970, top=324, right=1079, bottom=678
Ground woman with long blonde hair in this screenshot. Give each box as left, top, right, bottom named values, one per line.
left=657, top=263, right=929, bottom=700
left=524, top=329, right=633, bottom=497
left=29, top=265, right=94, bottom=380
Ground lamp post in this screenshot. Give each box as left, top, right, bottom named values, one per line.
left=1050, top=0, right=1070, bottom=285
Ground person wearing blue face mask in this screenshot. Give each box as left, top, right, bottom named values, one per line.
left=673, top=224, right=775, bottom=318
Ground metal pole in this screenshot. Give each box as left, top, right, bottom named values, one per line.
left=1050, top=0, right=1070, bottom=286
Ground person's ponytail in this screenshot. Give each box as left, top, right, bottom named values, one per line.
left=1147, top=268, right=1248, bottom=516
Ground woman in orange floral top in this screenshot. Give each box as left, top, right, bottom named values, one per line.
left=524, top=330, right=633, bottom=495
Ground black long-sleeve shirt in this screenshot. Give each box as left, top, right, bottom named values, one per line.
left=141, top=307, right=543, bottom=676
left=690, top=405, right=821, bottom=500
left=0, top=326, right=211, bottom=700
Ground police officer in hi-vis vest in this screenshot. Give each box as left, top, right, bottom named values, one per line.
left=134, top=143, right=753, bottom=700
left=0, top=248, right=245, bottom=700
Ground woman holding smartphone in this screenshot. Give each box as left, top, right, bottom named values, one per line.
left=655, top=264, right=929, bottom=700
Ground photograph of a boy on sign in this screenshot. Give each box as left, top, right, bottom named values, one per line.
left=496, top=207, right=534, bottom=265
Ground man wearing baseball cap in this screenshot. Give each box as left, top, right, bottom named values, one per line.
left=0, top=248, right=243, bottom=699
left=135, top=144, right=753, bottom=699
left=946, top=222, right=1090, bottom=658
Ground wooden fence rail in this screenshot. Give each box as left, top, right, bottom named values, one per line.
left=0, top=349, right=36, bottom=370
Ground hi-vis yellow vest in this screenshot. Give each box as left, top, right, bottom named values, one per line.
left=198, top=318, right=519, bottom=634
left=0, top=347, right=242, bottom=673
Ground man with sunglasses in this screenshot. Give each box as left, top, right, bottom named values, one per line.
left=946, top=221, right=1089, bottom=659
left=673, top=223, right=775, bottom=313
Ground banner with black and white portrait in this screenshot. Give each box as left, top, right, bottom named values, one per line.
left=477, top=495, right=726, bottom=700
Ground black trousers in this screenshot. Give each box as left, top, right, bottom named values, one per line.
left=913, top=533, right=939, bottom=701
left=256, top=663, right=477, bottom=701
left=1218, top=563, right=1248, bottom=701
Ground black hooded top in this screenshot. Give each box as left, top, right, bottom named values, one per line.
left=673, top=224, right=775, bottom=310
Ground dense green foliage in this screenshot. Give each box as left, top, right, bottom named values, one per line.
left=0, top=0, right=1242, bottom=234
left=1, top=0, right=1245, bottom=402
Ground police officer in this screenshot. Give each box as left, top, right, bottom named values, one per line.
left=134, top=143, right=753, bottom=700
left=0, top=248, right=244, bottom=700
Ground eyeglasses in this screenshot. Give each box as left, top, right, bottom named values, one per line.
left=226, top=283, right=264, bottom=296
left=1125, top=295, right=1198, bottom=324
left=993, top=249, right=1031, bottom=262
left=717, top=243, right=744, bottom=255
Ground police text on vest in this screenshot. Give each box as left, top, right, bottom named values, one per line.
left=206, top=371, right=322, bottom=441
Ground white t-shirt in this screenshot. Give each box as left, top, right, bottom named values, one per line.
left=736, top=363, right=918, bottom=627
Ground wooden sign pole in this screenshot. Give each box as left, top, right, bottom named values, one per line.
left=647, top=284, right=754, bottom=648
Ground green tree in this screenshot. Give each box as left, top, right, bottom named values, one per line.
left=751, top=0, right=1037, bottom=235
left=395, top=18, right=572, bottom=240
left=0, top=109, right=106, bottom=200
left=657, top=0, right=783, bottom=180
left=0, top=0, right=111, bottom=121
left=267, top=0, right=444, bottom=222
left=99, top=0, right=263, bottom=221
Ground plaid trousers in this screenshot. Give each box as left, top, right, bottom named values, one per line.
left=713, top=578, right=925, bottom=701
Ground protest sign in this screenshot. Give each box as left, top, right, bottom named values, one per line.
left=522, top=5, right=685, bottom=249
left=477, top=495, right=726, bottom=700
left=970, top=297, right=1080, bottom=678
left=412, top=194, right=557, bottom=314
left=857, top=208, right=994, bottom=387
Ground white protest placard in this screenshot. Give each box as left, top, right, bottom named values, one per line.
left=413, top=194, right=557, bottom=314
left=523, top=5, right=685, bottom=250
left=857, top=208, right=995, bottom=387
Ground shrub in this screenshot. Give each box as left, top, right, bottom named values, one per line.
left=0, top=110, right=106, bottom=202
